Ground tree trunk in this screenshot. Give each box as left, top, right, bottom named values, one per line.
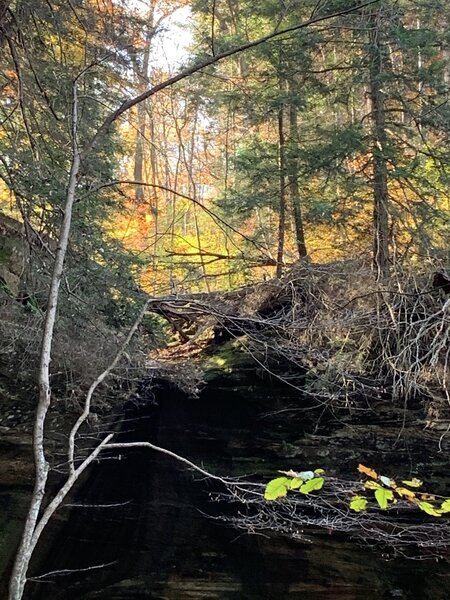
left=276, top=107, right=287, bottom=279
left=288, top=95, right=307, bottom=260
left=368, top=7, right=390, bottom=281
left=0, top=0, right=11, bottom=24
left=134, top=101, right=147, bottom=203
left=8, top=83, right=81, bottom=600
left=134, top=6, right=155, bottom=203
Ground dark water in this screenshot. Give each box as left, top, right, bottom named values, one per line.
left=4, top=377, right=450, bottom=599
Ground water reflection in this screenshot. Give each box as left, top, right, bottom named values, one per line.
left=18, top=383, right=450, bottom=599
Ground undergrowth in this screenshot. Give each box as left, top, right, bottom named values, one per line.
left=0, top=292, right=155, bottom=417
left=247, top=261, right=450, bottom=424
left=165, top=259, right=450, bottom=426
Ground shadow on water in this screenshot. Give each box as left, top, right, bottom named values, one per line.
left=11, top=380, right=450, bottom=599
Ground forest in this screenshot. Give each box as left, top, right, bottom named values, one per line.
left=0, top=1, right=450, bottom=599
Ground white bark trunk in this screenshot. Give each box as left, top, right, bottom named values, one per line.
left=8, top=82, right=81, bottom=600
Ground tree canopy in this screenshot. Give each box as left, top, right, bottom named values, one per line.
left=1, top=0, right=448, bottom=297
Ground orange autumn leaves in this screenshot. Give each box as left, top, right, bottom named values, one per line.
left=353, top=464, right=450, bottom=517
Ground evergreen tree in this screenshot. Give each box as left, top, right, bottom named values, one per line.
left=0, top=0, right=147, bottom=320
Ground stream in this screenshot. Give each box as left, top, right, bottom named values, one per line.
left=1, top=369, right=450, bottom=599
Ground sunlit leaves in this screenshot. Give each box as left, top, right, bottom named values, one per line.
left=374, top=488, right=394, bottom=510
left=279, top=469, right=300, bottom=478
left=364, top=480, right=381, bottom=490
left=402, top=478, right=423, bottom=488
left=420, top=494, right=436, bottom=502
left=299, top=477, right=324, bottom=494
left=418, top=502, right=442, bottom=517
left=264, top=477, right=292, bottom=500
left=395, top=487, right=416, bottom=501
left=264, top=468, right=325, bottom=501
left=350, top=496, right=368, bottom=512
left=265, top=466, right=449, bottom=522
left=379, top=475, right=394, bottom=488
left=289, top=478, right=303, bottom=490
left=353, top=465, right=449, bottom=517
left=358, top=464, right=378, bottom=479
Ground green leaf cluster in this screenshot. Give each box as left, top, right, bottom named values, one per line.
left=264, top=469, right=325, bottom=501
left=351, top=464, right=450, bottom=517
left=264, top=464, right=450, bottom=520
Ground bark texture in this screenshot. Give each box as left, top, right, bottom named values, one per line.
left=368, top=7, right=390, bottom=281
